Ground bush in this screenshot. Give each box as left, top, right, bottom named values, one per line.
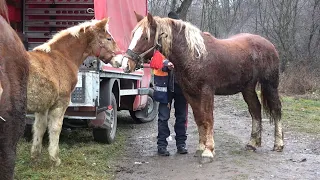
left=279, top=63, right=319, bottom=95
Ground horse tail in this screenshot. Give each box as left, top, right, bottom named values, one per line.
left=259, top=48, right=282, bottom=124
left=0, top=0, right=9, bottom=22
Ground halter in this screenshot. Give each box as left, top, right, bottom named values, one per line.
left=95, top=41, right=106, bottom=58
left=126, top=32, right=167, bottom=70
left=95, top=47, right=102, bottom=58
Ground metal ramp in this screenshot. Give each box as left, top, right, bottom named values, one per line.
left=23, top=0, right=94, bottom=51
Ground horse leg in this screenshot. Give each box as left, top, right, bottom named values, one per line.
left=260, top=77, right=284, bottom=151
left=200, top=100, right=215, bottom=164
left=274, top=119, right=284, bottom=151
left=31, top=110, right=49, bottom=160
left=241, top=86, right=262, bottom=151
left=47, top=105, right=68, bottom=166
left=269, top=91, right=284, bottom=151
left=183, top=93, right=205, bottom=157
left=191, top=103, right=206, bottom=157
left=187, top=89, right=215, bottom=163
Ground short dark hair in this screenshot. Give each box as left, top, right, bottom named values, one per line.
left=168, top=11, right=180, bottom=20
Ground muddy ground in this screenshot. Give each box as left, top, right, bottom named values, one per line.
left=113, top=94, right=320, bottom=180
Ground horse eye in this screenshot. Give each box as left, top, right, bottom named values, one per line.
left=144, top=37, right=148, bottom=40
left=107, top=37, right=112, bottom=41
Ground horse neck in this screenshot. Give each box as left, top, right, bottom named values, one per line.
left=49, top=33, right=91, bottom=67
left=167, top=32, right=189, bottom=70
left=167, top=24, right=207, bottom=70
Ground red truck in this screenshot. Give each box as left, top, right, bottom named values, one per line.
left=7, top=0, right=157, bottom=144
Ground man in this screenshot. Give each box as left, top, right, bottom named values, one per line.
left=151, top=11, right=188, bottom=156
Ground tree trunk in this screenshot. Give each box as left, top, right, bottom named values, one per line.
left=176, top=0, right=193, bottom=20
left=170, top=0, right=177, bottom=12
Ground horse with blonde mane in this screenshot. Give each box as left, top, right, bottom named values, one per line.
left=27, top=18, right=119, bottom=166
left=0, top=0, right=29, bottom=179
left=123, top=13, right=283, bottom=163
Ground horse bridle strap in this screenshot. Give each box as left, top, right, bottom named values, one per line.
left=95, top=42, right=106, bottom=58
left=126, top=33, right=166, bottom=69
left=95, top=47, right=101, bottom=58
left=126, top=43, right=160, bottom=63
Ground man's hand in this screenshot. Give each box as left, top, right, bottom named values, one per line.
left=167, top=62, right=174, bottom=70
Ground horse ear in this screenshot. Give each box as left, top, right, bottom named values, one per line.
left=147, top=13, right=156, bottom=27
left=96, top=18, right=110, bottom=31
left=134, top=11, right=144, bottom=22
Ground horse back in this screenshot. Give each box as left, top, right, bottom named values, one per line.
left=201, top=33, right=279, bottom=94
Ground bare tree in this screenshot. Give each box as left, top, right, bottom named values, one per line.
left=176, top=0, right=193, bottom=20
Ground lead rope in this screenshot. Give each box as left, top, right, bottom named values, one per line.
left=137, top=32, right=167, bottom=63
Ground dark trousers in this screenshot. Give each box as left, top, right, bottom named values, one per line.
left=157, top=83, right=188, bottom=148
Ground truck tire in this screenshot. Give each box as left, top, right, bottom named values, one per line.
left=129, top=88, right=158, bottom=123
left=93, top=93, right=117, bottom=144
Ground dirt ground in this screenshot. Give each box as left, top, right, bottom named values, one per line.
left=113, top=94, right=320, bottom=180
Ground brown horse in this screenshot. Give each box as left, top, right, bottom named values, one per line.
left=0, top=0, right=30, bottom=179
left=123, top=13, right=283, bottom=163
left=27, top=18, right=119, bottom=166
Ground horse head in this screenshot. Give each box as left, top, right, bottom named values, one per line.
left=89, top=18, right=120, bottom=64
left=122, top=13, right=160, bottom=73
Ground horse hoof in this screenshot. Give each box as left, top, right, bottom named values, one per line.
left=30, top=157, right=40, bottom=165
left=199, top=149, right=214, bottom=164
left=245, top=144, right=257, bottom=151
left=51, top=158, right=61, bottom=167
left=273, top=145, right=284, bottom=152
left=200, top=156, right=214, bottom=164
left=194, top=150, right=203, bottom=157
left=55, top=159, right=61, bottom=166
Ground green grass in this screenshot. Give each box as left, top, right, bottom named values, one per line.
left=15, top=128, right=127, bottom=180
left=233, top=93, right=320, bottom=134
left=281, top=96, right=320, bottom=133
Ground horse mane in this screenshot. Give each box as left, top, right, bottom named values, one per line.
left=134, top=16, right=207, bottom=58
left=34, top=19, right=109, bottom=53
left=0, top=0, right=9, bottom=22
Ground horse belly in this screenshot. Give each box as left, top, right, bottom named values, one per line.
left=215, top=87, right=242, bottom=95
left=214, top=73, right=253, bottom=95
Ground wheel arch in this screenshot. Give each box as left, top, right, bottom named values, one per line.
left=100, top=78, right=120, bottom=108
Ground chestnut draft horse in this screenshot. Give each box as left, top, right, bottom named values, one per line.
left=0, top=0, right=29, bottom=179
left=123, top=13, right=283, bottom=163
left=27, top=18, right=118, bottom=166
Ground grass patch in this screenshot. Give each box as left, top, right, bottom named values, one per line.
left=281, top=96, right=320, bottom=134
left=233, top=94, right=320, bottom=134
left=15, top=128, right=127, bottom=180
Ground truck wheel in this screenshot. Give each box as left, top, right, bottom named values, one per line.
left=129, top=88, right=158, bottom=123
left=93, top=93, right=117, bottom=144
